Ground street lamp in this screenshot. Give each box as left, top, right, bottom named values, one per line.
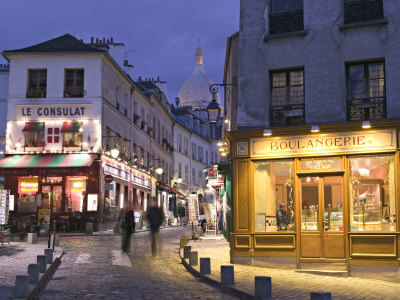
left=155, top=166, right=163, bottom=175
left=207, top=85, right=221, bottom=123
left=110, top=148, right=119, bottom=159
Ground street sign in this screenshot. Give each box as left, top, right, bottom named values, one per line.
left=208, top=168, right=214, bottom=177
left=104, top=183, right=114, bottom=190
left=104, top=175, right=113, bottom=183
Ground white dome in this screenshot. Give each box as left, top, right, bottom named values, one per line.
left=178, top=44, right=221, bottom=108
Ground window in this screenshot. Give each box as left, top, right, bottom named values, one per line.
left=184, top=137, right=189, bottom=155
left=349, top=155, right=395, bottom=232
left=344, top=0, right=384, bottom=24
left=23, top=122, right=45, bottom=147
left=254, top=160, right=294, bottom=232
left=106, top=127, right=112, bottom=150
left=269, top=0, right=303, bottom=35
left=347, top=61, right=386, bottom=120
left=140, top=148, right=145, bottom=165
left=198, top=171, right=202, bottom=186
left=198, top=146, right=203, bottom=163
left=61, top=122, right=83, bottom=147
left=271, top=69, right=305, bottom=126
left=185, top=165, right=189, bottom=182
left=192, top=143, right=197, bottom=159
left=206, top=151, right=208, bottom=165
left=178, top=134, right=182, bottom=152
left=192, top=168, right=196, bottom=185
left=27, top=69, right=47, bottom=98
left=64, top=69, right=84, bottom=97
left=124, top=139, right=129, bottom=157
left=47, top=128, right=60, bottom=144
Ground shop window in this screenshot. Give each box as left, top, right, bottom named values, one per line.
left=269, top=0, right=303, bottom=35
left=254, top=160, right=294, bottom=232
left=347, top=61, right=386, bottom=121
left=344, top=0, right=383, bottom=24
left=27, top=69, right=47, bottom=98
left=61, top=122, right=83, bottom=147
left=47, top=128, right=60, bottom=144
left=64, top=69, right=84, bottom=97
left=270, top=69, right=305, bottom=126
left=349, top=155, right=396, bottom=232
left=23, top=122, right=45, bottom=147
left=17, top=176, right=39, bottom=212
left=65, top=176, right=87, bottom=212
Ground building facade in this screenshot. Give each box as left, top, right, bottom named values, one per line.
left=228, top=0, right=400, bottom=281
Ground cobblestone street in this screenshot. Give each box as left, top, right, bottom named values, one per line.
left=35, top=227, right=236, bottom=300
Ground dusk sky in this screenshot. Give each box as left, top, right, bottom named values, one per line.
left=0, top=0, right=240, bottom=103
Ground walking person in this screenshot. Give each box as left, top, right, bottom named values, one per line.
left=122, top=204, right=135, bottom=253
left=146, top=199, right=164, bottom=259
left=177, top=202, right=186, bottom=226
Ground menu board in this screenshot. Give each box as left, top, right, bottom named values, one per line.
left=0, top=190, right=10, bottom=225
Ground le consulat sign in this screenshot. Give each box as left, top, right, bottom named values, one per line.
left=250, top=129, right=396, bottom=157
left=16, top=104, right=92, bottom=119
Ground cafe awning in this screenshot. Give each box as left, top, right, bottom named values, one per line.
left=0, top=153, right=97, bottom=169
left=22, top=122, right=45, bottom=132
left=61, top=122, right=82, bottom=133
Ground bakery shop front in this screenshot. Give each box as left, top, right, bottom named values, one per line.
left=228, top=122, right=399, bottom=281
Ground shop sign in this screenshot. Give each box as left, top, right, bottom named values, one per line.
left=104, top=163, right=129, bottom=182
left=251, top=129, right=396, bottom=158
left=16, top=104, right=92, bottom=120
left=0, top=190, right=10, bottom=225
left=301, top=157, right=342, bottom=170
left=18, top=180, right=38, bottom=195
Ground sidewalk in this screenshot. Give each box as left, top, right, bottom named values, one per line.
left=185, top=236, right=400, bottom=300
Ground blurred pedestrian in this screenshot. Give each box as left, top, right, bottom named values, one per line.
left=122, top=205, right=135, bottom=253
left=177, top=202, right=185, bottom=226
left=147, top=199, right=164, bottom=259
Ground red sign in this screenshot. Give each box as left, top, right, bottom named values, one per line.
left=104, top=175, right=113, bottom=183
left=208, top=168, right=214, bottom=177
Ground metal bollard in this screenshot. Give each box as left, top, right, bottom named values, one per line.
left=27, top=264, right=40, bottom=284
left=310, top=292, right=332, bottom=300
left=44, top=248, right=53, bottom=264
left=189, top=251, right=198, bottom=266
left=221, top=265, right=234, bottom=288
left=255, top=276, right=272, bottom=299
left=51, top=234, right=60, bottom=248
left=183, top=245, right=191, bottom=259
left=180, top=235, right=188, bottom=248
left=200, top=257, right=211, bottom=277
left=27, top=232, right=37, bottom=244
left=15, top=275, right=30, bottom=298
left=37, top=255, right=47, bottom=273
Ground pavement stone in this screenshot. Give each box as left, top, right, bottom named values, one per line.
left=188, top=237, right=400, bottom=300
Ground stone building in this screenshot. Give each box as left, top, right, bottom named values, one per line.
left=227, top=0, right=400, bottom=282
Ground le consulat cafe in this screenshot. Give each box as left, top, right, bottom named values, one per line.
left=0, top=103, right=152, bottom=227
left=227, top=120, right=400, bottom=281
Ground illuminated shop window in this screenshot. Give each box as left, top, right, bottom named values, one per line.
left=23, top=122, right=45, bottom=147
left=61, top=122, right=83, bottom=147
left=349, top=155, right=396, bottom=232
left=254, top=160, right=294, bottom=232
left=17, top=176, right=39, bottom=212
left=65, top=176, right=87, bottom=212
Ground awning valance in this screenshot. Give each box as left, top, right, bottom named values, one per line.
left=22, top=122, right=45, bottom=132
left=0, top=153, right=97, bottom=169
left=61, top=122, right=82, bottom=133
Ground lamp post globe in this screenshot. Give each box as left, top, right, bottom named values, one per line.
left=207, top=99, right=221, bottom=123
left=110, top=148, right=119, bottom=158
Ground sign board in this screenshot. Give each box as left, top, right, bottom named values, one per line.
left=0, top=190, right=10, bottom=225
left=251, top=129, right=396, bottom=158
left=16, top=104, right=93, bottom=120
left=104, top=183, right=114, bottom=191
left=104, top=175, right=113, bottom=183
left=38, top=208, right=51, bottom=224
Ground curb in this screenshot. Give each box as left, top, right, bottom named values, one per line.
left=57, top=225, right=171, bottom=237
left=179, top=249, right=255, bottom=300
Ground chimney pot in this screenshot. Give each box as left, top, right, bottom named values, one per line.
left=96, top=38, right=99, bottom=44
left=91, top=37, right=94, bottom=44
left=157, top=76, right=160, bottom=81
left=111, top=37, right=114, bottom=43
left=103, top=37, right=105, bottom=43
left=107, top=39, right=110, bottom=43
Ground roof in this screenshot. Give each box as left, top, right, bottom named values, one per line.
left=2, top=34, right=106, bottom=55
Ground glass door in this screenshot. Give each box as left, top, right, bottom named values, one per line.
left=300, top=176, right=345, bottom=259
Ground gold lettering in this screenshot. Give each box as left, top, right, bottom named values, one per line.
left=325, top=138, right=333, bottom=147
left=335, top=137, right=342, bottom=147
left=307, top=140, right=314, bottom=148
left=344, top=137, right=351, bottom=146
left=357, top=136, right=365, bottom=145
left=271, top=142, right=278, bottom=150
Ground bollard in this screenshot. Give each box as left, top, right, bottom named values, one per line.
left=37, top=255, right=47, bottom=273
left=0, top=285, right=15, bottom=300
left=180, top=235, right=188, bottom=248
left=44, top=248, right=53, bottom=264
left=85, top=222, right=93, bottom=234
left=27, top=232, right=37, bottom=244
left=15, top=275, right=30, bottom=298
left=27, top=264, right=40, bottom=284
left=51, top=234, right=59, bottom=248
left=221, top=265, right=234, bottom=288
left=183, top=245, right=191, bottom=259
left=255, top=276, right=272, bottom=299
left=200, top=258, right=211, bottom=277
left=189, top=251, right=198, bottom=266
left=310, top=292, right=332, bottom=300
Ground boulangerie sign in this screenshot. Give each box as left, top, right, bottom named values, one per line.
left=251, top=129, right=396, bottom=158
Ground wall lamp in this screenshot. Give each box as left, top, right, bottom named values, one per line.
left=362, top=120, right=371, bottom=129
left=263, top=129, right=272, bottom=136
left=311, top=125, right=320, bottom=133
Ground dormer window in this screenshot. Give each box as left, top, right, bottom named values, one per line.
left=64, top=69, right=84, bottom=97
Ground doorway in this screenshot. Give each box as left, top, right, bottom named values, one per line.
left=299, top=175, right=345, bottom=262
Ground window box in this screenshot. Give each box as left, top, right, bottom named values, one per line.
left=26, top=89, right=46, bottom=98
left=64, top=88, right=84, bottom=98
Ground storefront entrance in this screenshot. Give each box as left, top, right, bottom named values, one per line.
left=299, top=175, right=346, bottom=268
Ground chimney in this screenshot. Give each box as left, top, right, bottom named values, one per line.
left=107, top=39, right=110, bottom=43
left=111, top=37, right=114, bottom=43
left=91, top=37, right=94, bottom=44
left=103, top=37, right=105, bottom=43
left=96, top=38, right=99, bottom=44
left=157, top=76, right=160, bottom=81
left=175, top=97, right=180, bottom=108
left=138, top=76, right=142, bottom=81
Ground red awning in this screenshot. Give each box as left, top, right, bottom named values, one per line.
left=61, top=122, right=82, bottom=133
left=22, top=122, right=45, bottom=132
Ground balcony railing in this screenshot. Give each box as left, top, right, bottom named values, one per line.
left=271, top=103, right=305, bottom=126
left=344, top=0, right=383, bottom=24
left=269, top=10, right=304, bottom=35
left=347, top=97, right=386, bottom=121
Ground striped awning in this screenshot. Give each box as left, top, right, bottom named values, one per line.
left=22, top=122, right=45, bottom=132
left=61, top=122, right=82, bottom=133
left=0, top=153, right=97, bottom=169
